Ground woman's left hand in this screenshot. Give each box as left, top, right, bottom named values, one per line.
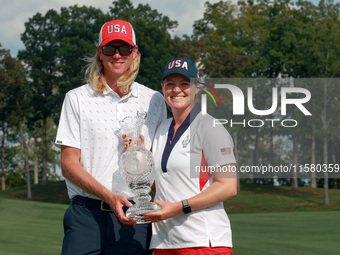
left=122, top=134, right=145, bottom=151
left=142, top=200, right=182, bottom=223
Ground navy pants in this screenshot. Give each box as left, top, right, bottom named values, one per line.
left=61, top=197, right=152, bottom=255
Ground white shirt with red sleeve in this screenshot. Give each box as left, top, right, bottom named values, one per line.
left=150, top=105, right=236, bottom=249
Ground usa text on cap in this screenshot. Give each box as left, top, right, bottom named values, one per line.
left=162, top=57, right=199, bottom=80
left=98, top=20, right=136, bottom=47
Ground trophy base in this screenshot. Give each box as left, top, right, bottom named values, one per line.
left=126, top=202, right=161, bottom=224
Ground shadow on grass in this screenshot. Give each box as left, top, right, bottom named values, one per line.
left=0, top=181, right=70, bottom=204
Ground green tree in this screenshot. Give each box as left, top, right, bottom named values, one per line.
left=18, top=6, right=107, bottom=184
left=299, top=0, right=340, bottom=203
left=186, top=0, right=340, bottom=192
left=190, top=1, right=254, bottom=78
left=0, top=45, right=31, bottom=198
left=17, top=0, right=179, bottom=187
left=108, top=0, right=178, bottom=90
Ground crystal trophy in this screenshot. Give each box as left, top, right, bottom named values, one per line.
left=119, top=112, right=161, bottom=223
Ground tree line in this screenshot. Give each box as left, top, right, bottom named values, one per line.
left=0, top=0, right=339, bottom=203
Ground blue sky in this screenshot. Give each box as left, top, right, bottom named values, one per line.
left=0, top=0, right=331, bottom=56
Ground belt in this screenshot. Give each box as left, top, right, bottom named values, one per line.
left=72, top=195, right=114, bottom=212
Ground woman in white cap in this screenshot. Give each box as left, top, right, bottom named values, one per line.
left=55, top=20, right=166, bottom=255
left=141, top=57, right=237, bottom=254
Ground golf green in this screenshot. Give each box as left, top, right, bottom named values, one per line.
left=0, top=197, right=339, bottom=254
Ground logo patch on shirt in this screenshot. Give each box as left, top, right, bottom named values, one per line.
left=182, top=135, right=190, bottom=148
left=56, top=140, right=63, bottom=144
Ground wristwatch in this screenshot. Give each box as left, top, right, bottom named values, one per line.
left=181, top=199, right=191, bottom=214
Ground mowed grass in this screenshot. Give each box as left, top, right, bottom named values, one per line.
left=230, top=211, right=340, bottom=255
left=0, top=197, right=66, bottom=255
left=1, top=182, right=340, bottom=254
left=1, top=198, right=339, bottom=255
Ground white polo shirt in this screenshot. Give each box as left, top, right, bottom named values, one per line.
left=55, top=82, right=167, bottom=199
left=150, top=105, right=236, bottom=249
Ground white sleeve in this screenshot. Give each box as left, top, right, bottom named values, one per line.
left=201, top=118, right=236, bottom=167
left=55, top=93, right=81, bottom=149
left=159, top=96, right=167, bottom=123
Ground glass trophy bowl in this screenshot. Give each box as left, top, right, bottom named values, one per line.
left=119, top=114, right=161, bottom=223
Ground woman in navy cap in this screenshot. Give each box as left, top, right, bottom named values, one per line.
left=126, top=57, right=238, bottom=254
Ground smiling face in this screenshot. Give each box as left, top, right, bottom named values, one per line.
left=97, top=40, right=138, bottom=84
left=162, top=73, right=199, bottom=117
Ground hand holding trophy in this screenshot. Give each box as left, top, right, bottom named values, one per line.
left=119, top=112, right=161, bottom=223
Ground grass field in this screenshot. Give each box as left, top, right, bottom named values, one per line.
left=226, top=184, right=340, bottom=214
left=0, top=197, right=65, bottom=255
left=1, top=182, right=339, bottom=254
left=230, top=211, right=340, bottom=255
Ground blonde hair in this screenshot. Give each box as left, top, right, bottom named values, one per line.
left=84, top=51, right=141, bottom=95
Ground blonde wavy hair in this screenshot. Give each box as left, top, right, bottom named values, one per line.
left=84, top=51, right=141, bottom=95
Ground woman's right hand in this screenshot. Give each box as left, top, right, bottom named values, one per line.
left=142, top=200, right=183, bottom=222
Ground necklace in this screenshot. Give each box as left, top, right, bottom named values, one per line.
left=169, top=132, right=176, bottom=144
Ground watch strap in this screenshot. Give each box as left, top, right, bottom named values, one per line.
left=181, top=199, right=191, bottom=214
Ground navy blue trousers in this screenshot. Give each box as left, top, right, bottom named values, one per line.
left=61, top=197, right=152, bottom=255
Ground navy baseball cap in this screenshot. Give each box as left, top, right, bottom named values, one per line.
left=162, top=57, right=199, bottom=81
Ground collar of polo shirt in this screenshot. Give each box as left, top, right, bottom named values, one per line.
left=103, top=82, right=138, bottom=98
